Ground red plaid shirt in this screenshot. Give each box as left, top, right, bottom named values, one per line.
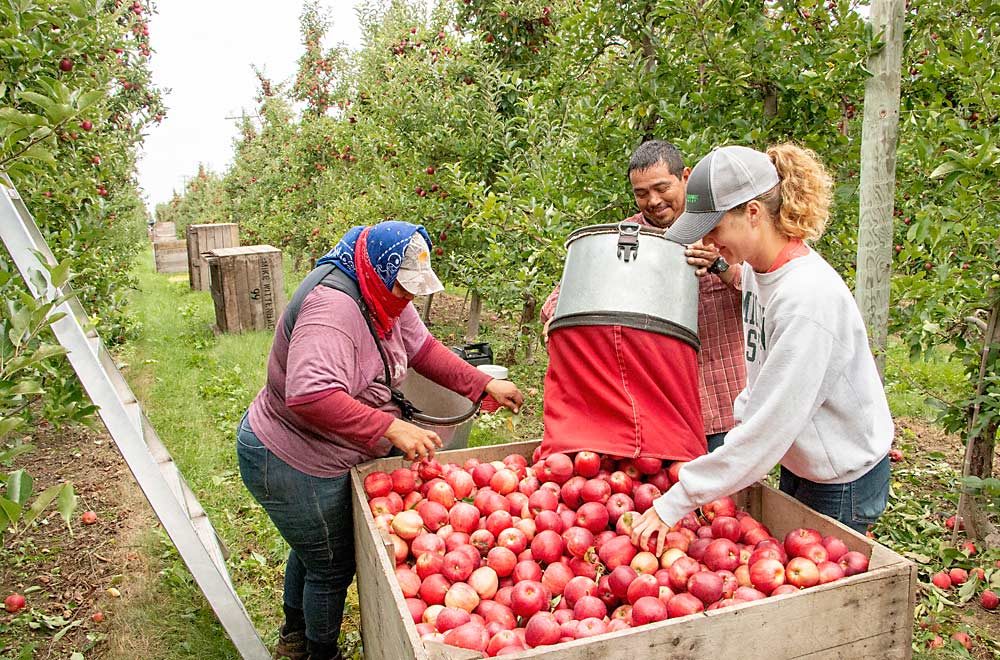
left=541, top=213, right=745, bottom=435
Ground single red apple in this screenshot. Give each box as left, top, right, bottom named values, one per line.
left=4, top=593, right=26, bottom=613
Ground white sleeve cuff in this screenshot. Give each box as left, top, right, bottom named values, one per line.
left=652, top=482, right=697, bottom=528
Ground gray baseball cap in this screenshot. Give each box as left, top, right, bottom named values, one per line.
left=396, top=234, right=445, bottom=296
left=665, top=146, right=780, bottom=244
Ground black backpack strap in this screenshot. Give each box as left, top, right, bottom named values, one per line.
left=283, top=264, right=420, bottom=419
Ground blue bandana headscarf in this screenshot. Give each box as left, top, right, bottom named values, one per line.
left=316, top=221, right=434, bottom=289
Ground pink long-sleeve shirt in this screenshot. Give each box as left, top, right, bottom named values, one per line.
left=248, top=286, right=491, bottom=478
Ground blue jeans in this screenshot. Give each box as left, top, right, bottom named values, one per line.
left=707, top=432, right=727, bottom=453
left=779, top=455, right=890, bottom=533
left=236, top=414, right=355, bottom=647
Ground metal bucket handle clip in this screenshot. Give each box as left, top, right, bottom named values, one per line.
left=616, top=221, right=640, bottom=262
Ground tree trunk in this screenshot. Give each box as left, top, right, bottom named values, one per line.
left=464, top=290, right=482, bottom=342
left=969, top=301, right=1000, bottom=479
left=420, top=293, right=434, bottom=324
left=505, top=294, right=538, bottom=365
left=639, top=2, right=660, bottom=140
left=854, top=0, right=905, bottom=378
left=521, top=294, right=537, bottom=362
left=953, top=299, right=1000, bottom=544
left=763, top=85, right=778, bottom=118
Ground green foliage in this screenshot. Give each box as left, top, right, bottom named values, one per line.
left=162, top=0, right=999, bottom=443
left=0, top=464, right=77, bottom=541
left=0, top=262, right=96, bottom=448
left=1, top=0, right=165, bottom=442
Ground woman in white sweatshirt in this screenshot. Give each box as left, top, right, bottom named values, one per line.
left=632, top=143, right=892, bottom=552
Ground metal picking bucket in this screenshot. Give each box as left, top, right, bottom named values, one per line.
left=398, top=369, right=479, bottom=449
left=550, top=221, right=700, bottom=349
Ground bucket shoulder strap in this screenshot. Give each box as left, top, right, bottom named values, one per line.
left=282, top=264, right=419, bottom=419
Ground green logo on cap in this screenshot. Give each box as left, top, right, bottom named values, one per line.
left=687, top=193, right=699, bottom=204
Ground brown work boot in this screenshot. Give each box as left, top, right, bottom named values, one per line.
left=272, top=628, right=308, bottom=660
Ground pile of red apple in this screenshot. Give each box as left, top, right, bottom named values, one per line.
left=363, top=449, right=870, bottom=656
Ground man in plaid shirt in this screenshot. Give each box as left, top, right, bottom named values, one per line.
left=540, top=140, right=745, bottom=451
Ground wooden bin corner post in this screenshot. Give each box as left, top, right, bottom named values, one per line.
left=206, top=245, right=286, bottom=334
left=186, top=223, right=239, bottom=291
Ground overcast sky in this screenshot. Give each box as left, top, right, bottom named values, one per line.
left=136, top=1, right=366, bottom=211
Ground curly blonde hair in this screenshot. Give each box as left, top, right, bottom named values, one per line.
left=752, top=143, right=833, bottom=241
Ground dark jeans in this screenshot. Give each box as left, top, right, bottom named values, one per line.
left=779, top=455, right=891, bottom=533
left=707, top=432, right=727, bottom=453
left=236, top=414, right=355, bottom=647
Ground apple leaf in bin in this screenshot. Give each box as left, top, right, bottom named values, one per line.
left=903, top=551, right=932, bottom=564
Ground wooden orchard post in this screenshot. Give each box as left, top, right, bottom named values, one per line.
left=854, top=0, right=904, bottom=377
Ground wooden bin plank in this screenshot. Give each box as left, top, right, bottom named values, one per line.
left=208, top=259, right=228, bottom=332
left=269, top=249, right=286, bottom=325
left=186, top=225, right=200, bottom=289
left=245, top=252, right=265, bottom=331
left=424, top=641, right=484, bottom=660
left=503, top=567, right=911, bottom=659
left=259, top=249, right=281, bottom=330
left=220, top=250, right=240, bottom=332
left=234, top=253, right=253, bottom=333
left=350, top=470, right=430, bottom=660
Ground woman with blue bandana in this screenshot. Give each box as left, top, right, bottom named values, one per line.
left=237, top=221, right=523, bottom=660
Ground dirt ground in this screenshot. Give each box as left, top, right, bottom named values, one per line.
left=0, top=419, right=157, bottom=659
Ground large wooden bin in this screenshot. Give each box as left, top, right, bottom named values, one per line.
left=149, top=221, right=176, bottom=242
left=205, top=245, right=286, bottom=333
left=152, top=239, right=188, bottom=274
left=186, top=222, right=239, bottom=291
left=351, top=441, right=916, bottom=660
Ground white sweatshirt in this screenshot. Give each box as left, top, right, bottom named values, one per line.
left=653, top=249, right=893, bottom=527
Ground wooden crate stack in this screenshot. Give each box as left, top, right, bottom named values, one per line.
left=186, top=223, right=239, bottom=291
left=205, top=245, right=286, bottom=334
left=351, top=440, right=917, bottom=660
left=152, top=239, right=188, bottom=274
left=149, top=221, right=176, bottom=242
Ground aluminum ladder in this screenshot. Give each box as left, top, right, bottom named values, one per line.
left=0, top=176, right=270, bottom=659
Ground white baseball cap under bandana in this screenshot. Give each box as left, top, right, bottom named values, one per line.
left=396, top=233, right=445, bottom=296
left=666, top=145, right=781, bottom=245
